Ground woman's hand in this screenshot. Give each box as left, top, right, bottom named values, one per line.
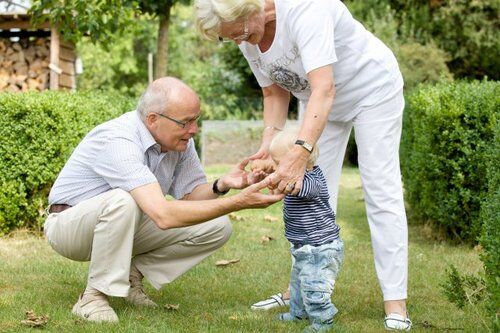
left=269, top=146, right=309, bottom=196
left=248, top=144, right=269, bottom=161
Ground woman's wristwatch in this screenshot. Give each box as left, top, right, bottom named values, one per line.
left=295, top=139, right=313, bottom=153
left=212, top=178, right=230, bottom=195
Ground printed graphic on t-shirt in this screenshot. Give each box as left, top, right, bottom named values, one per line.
left=250, top=45, right=310, bottom=94
left=269, top=66, right=309, bottom=93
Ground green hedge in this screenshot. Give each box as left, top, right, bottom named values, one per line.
left=401, top=80, right=499, bottom=243
left=479, top=118, right=500, bottom=329
left=0, top=91, right=135, bottom=234
left=402, top=80, right=499, bottom=325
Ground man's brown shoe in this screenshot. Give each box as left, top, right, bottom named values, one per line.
left=126, top=264, right=157, bottom=307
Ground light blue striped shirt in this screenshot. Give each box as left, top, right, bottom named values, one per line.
left=283, top=166, right=340, bottom=246
left=49, top=111, right=206, bottom=206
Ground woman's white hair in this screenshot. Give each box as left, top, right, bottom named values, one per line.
left=269, top=127, right=319, bottom=168
left=195, top=0, right=264, bottom=41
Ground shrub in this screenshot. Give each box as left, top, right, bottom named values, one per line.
left=441, top=264, right=491, bottom=331
left=429, top=0, right=500, bottom=80
left=347, top=0, right=499, bottom=80
left=0, top=91, right=135, bottom=234
left=442, top=265, right=486, bottom=310
left=401, top=80, right=499, bottom=243
left=479, top=119, right=500, bottom=329
left=396, top=41, right=453, bottom=91
left=345, top=2, right=454, bottom=92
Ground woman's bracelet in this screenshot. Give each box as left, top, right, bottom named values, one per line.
left=263, top=125, right=283, bottom=131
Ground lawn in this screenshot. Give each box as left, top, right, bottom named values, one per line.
left=0, top=166, right=487, bottom=332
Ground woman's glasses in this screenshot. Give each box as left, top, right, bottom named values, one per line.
left=218, top=19, right=249, bottom=43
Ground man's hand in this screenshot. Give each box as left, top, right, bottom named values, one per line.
left=218, top=158, right=267, bottom=191
left=269, top=147, right=308, bottom=196
left=233, top=176, right=285, bottom=209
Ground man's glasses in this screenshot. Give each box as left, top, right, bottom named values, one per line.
left=218, top=19, right=249, bottom=43
left=154, top=112, right=200, bottom=129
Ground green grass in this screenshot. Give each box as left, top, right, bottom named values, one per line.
left=0, top=166, right=488, bottom=332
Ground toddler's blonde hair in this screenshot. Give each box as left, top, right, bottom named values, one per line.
left=269, top=127, right=319, bottom=169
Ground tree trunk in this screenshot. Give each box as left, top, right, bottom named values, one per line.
left=155, top=3, right=172, bottom=79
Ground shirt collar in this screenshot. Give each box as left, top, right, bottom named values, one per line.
left=133, top=111, right=162, bottom=153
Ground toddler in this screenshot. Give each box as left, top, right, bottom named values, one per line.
left=268, top=128, right=344, bottom=333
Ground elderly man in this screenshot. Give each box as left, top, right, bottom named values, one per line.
left=43, top=77, right=283, bottom=323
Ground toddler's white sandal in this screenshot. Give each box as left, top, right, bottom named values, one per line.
left=250, top=293, right=290, bottom=310
left=384, top=313, right=412, bottom=331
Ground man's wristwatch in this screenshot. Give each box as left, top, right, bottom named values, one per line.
left=212, top=178, right=230, bottom=195
left=295, top=139, right=313, bottom=153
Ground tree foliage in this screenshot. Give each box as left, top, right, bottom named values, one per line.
left=30, top=0, right=138, bottom=44
left=346, top=0, right=499, bottom=80
left=29, top=0, right=192, bottom=78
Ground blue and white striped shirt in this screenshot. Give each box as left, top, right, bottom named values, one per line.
left=49, top=111, right=206, bottom=206
left=284, top=166, right=340, bottom=246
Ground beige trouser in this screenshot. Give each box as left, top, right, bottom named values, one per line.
left=43, top=189, right=232, bottom=297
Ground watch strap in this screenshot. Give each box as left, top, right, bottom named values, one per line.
left=212, top=178, right=230, bottom=195
left=295, top=139, right=313, bottom=153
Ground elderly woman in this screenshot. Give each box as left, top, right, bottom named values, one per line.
left=195, top=0, right=411, bottom=330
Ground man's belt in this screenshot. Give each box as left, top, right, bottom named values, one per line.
left=49, top=204, right=72, bottom=214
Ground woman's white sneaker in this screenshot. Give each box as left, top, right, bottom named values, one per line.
left=250, top=293, right=290, bottom=311
left=384, top=313, right=412, bottom=331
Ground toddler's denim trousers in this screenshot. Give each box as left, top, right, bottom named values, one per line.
left=289, top=238, right=344, bottom=325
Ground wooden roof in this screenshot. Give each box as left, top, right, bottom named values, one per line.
left=0, top=12, right=50, bottom=30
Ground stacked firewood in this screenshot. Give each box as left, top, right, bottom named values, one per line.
left=0, top=38, right=50, bottom=92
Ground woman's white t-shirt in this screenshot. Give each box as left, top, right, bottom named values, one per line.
left=238, top=0, right=404, bottom=122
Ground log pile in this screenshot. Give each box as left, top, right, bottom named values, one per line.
left=0, top=38, right=50, bottom=92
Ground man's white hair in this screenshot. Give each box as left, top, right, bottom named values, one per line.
left=136, top=77, right=192, bottom=122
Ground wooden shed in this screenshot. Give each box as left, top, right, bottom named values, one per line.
left=0, top=11, right=78, bottom=91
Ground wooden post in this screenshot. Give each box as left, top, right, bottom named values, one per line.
left=49, top=26, right=60, bottom=90
left=148, top=53, right=153, bottom=84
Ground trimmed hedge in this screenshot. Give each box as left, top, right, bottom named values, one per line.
left=401, top=80, right=499, bottom=325
left=0, top=91, right=135, bottom=234
left=479, top=119, right=500, bottom=329
left=401, top=80, right=499, bottom=243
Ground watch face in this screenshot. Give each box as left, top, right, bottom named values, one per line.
left=295, top=140, right=313, bottom=152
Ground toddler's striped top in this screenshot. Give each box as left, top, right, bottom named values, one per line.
left=284, top=166, right=340, bottom=246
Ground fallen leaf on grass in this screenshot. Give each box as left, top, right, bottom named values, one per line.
left=228, top=213, right=246, bottom=222
left=264, top=215, right=279, bottom=222
left=215, top=259, right=240, bottom=267
left=20, top=310, right=49, bottom=327
left=261, top=235, right=275, bottom=243
left=164, top=304, right=179, bottom=311
left=229, top=315, right=238, bottom=320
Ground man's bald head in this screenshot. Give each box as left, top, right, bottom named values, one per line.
left=137, top=77, right=200, bottom=122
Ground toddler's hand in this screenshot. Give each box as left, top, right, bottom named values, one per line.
left=250, top=159, right=276, bottom=174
